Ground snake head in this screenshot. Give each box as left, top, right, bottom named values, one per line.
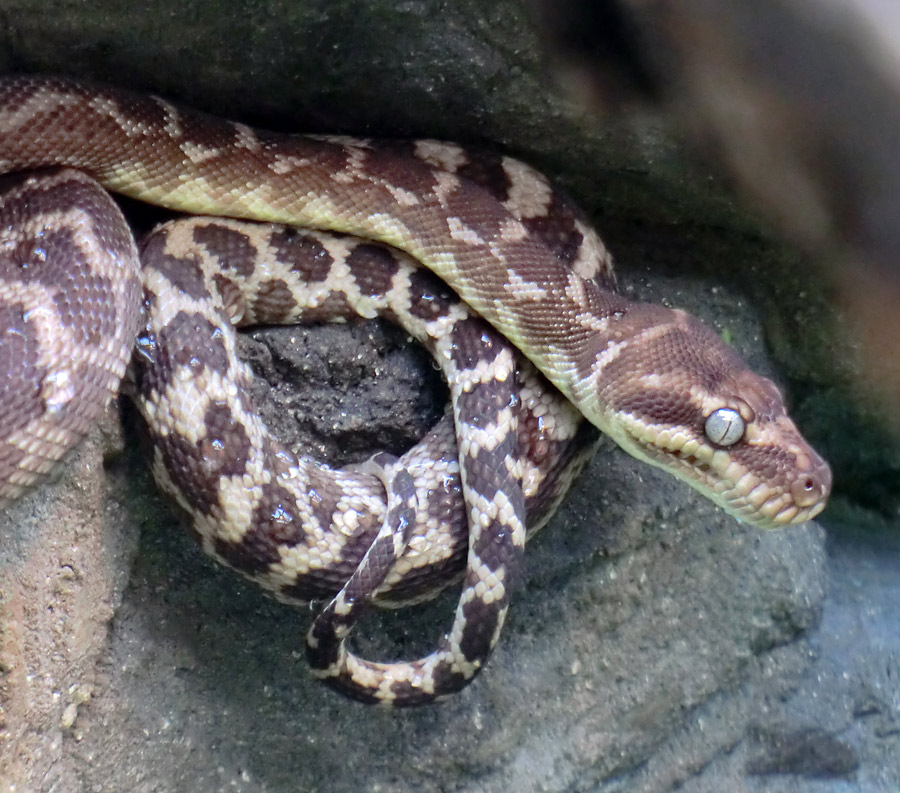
left=587, top=305, right=831, bottom=529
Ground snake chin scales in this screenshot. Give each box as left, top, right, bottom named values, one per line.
left=0, top=76, right=831, bottom=706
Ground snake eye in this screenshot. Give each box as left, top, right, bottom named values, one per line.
left=704, top=408, right=745, bottom=447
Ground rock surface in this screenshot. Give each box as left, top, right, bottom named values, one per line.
left=0, top=1, right=897, bottom=791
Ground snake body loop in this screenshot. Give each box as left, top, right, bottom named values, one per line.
left=0, top=77, right=831, bottom=704
left=135, top=215, right=560, bottom=702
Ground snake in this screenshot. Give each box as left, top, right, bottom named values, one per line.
left=0, top=76, right=831, bottom=706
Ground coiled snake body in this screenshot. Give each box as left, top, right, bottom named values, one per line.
left=0, top=77, right=831, bottom=705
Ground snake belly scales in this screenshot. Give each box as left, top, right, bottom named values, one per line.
left=0, top=76, right=831, bottom=706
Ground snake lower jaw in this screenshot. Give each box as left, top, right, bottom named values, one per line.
left=715, top=482, right=828, bottom=528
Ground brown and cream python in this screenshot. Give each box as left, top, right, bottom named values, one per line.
left=0, top=76, right=831, bottom=706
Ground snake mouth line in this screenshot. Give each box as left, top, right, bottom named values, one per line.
left=629, top=436, right=826, bottom=529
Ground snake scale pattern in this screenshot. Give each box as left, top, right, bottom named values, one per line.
left=0, top=76, right=831, bottom=706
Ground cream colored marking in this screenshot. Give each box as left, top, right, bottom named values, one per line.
left=384, top=183, right=421, bottom=208
left=0, top=90, right=79, bottom=134
left=502, top=156, right=553, bottom=218
left=447, top=348, right=515, bottom=393
left=268, top=155, right=313, bottom=176
left=414, top=140, right=468, bottom=172
left=432, top=171, right=462, bottom=206
left=233, top=122, right=262, bottom=152
left=472, top=571, right=502, bottom=608
left=154, top=377, right=216, bottom=445
left=564, top=271, right=593, bottom=310
left=502, top=268, right=549, bottom=301
left=308, top=134, right=372, bottom=148
left=571, top=221, right=614, bottom=282
left=590, top=338, right=628, bottom=379
left=421, top=303, right=472, bottom=346
left=87, top=95, right=154, bottom=137
left=456, top=411, right=515, bottom=456
left=331, top=145, right=369, bottom=185
left=465, top=488, right=512, bottom=529
left=638, top=372, right=663, bottom=389
left=153, top=97, right=183, bottom=139
left=364, top=212, right=415, bottom=245
left=447, top=216, right=486, bottom=247
left=333, top=506, right=362, bottom=534
left=575, top=310, right=611, bottom=333
left=686, top=385, right=732, bottom=418
left=498, top=217, right=528, bottom=243
left=334, top=624, right=352, bottom=640
left=333, top=592, right=353, bottom=617
left=207, top=481, right=260, bottom=544
left=180, top=140, right=224, bottom=165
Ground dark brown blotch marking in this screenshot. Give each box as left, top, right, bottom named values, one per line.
left=265, top=135, right=363, bottom=183
left=253, top=278, right=296, bottom=322
left=353, top=144, right=442, bottom=201
left=472, top=508, right=523, bottom=582
left=521, top=421, right=599, bottom=525
left=406, top=267, right=458, bottom=320
left=10, top=225, right=81, bottom=290
left=269, top=227, right=334, bottom=282
left=385, top=662, right=471, bottom=705
left=155, top=310, right=231, bottom=376
left=200, top=401, right=254, bottom=479
left=278, top=569, right=348, bottom=603
left=146, top=401, right=252, bottom=518
left=456, top=154, right=512, bottom=204
left=215, top=481, right=308, bottom=576
left=192, top=222, right=258, bottom=278
left=211, top=272, right=246, bottom=322
left=425, top=664, right=471, bottom=698
left=598, top=312, right=743, bottom=406
left=451, top=153, right=593, bottom=275
left=27, top=226, right=119, bottom=347
left=141, top=232, right=210, bottom=301
left=521, top=191, right=585, bottom=267
left=301, top=463, right=345, bottom=549
left=294, top=291, right=356, bottom=323
left=446, top=316, right=503, bottom=371
left=0, top=205, right=127, bottom=350
left=0, top=170, right=135, bottom=263
left=458, top=597, right=503, bottom=663
left=614, top=387, right=703, bottom=431
left=439, top=177, right=506, bottom=245
left=53, top=264, right=119, bottom=348
left=344, top=243, right=400, bottom=298
left=727, top=443, right=795, bottom=486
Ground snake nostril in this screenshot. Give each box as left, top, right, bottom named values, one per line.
left=791, top=474, right=824, bottom=507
